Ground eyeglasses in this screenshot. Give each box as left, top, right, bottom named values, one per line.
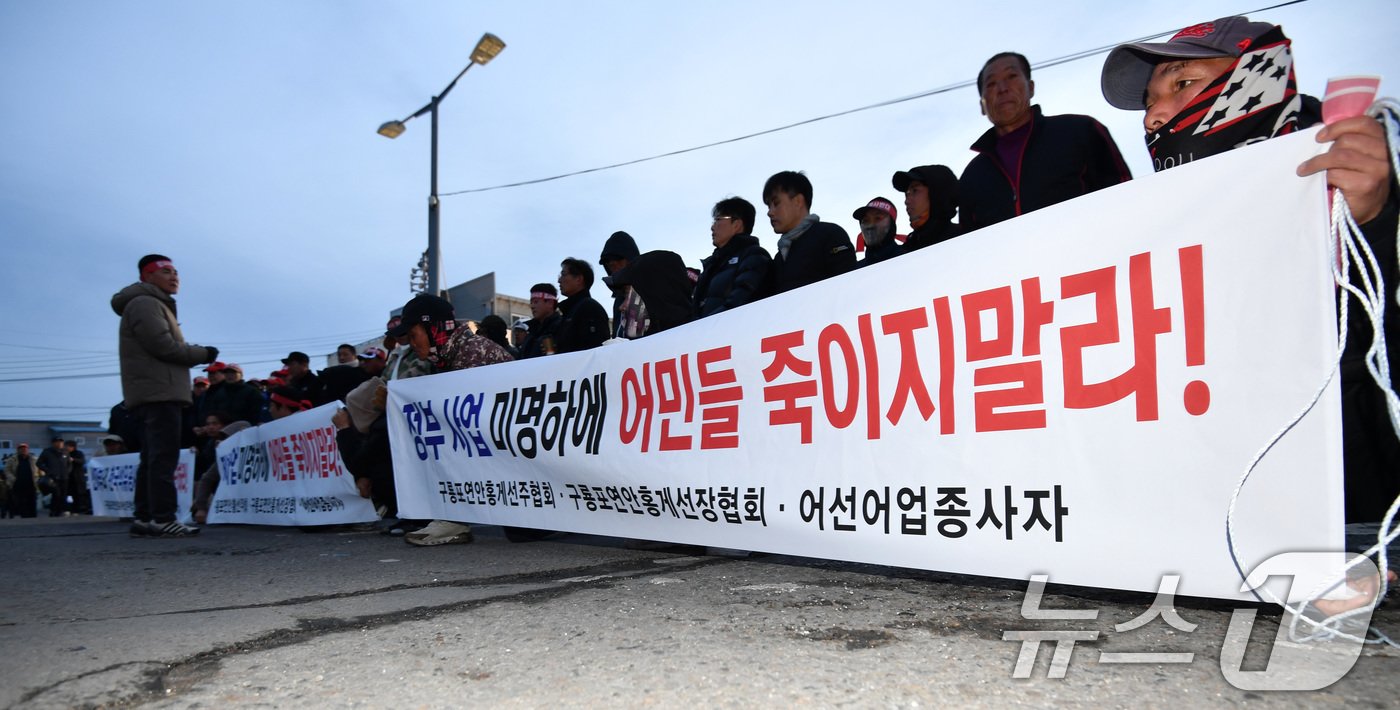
left=712, top=216, right=736, bottom=224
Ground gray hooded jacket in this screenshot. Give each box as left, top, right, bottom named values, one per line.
left=111, top=282, right=214, bottom=408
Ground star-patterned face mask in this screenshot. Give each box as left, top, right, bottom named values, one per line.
left=1147, top=27, right=1306, bottom=173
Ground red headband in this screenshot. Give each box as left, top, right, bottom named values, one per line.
left=530, top=291, right=558, bottom=301
left=270, top=393, right=311, bottom=411
left=141, top=259, right=175, bottom=276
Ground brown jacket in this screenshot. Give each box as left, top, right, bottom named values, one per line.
left=111, top=282, right=214, bottom=408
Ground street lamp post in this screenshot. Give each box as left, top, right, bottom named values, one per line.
left=379, top=32, right=506, bottom=296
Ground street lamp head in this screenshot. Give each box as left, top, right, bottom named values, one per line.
left=470, top=33, right=506, bottom=65
left=377, top=120, right=407, bottom=139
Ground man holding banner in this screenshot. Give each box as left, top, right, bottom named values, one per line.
left=1100, top=15, right=1399, bottom=523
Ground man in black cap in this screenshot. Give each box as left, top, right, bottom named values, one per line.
left=1100, top=15, right=1398, bottom=523
left=892, top=165, right=963, bottom=253
left=281, top=351, right=320, bottom=403
left=111, top=254, right=219, bottom=537
left=959, top=52, right=1132, bottom=233
left=851, top=197, right=902, bottom=268
left=387, top=293, right=514, bottom=547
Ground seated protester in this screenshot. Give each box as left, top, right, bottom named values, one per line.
left=960, top=52, right=1132, bottom=233
left=388, top=293, right=513, bottom=546
left=554, top=258, right=612, bottom=352
left=763, top=170, right=856, bottom=294
left=519, top=283, right=563, bottom=358
left=96, top=434, right=128, bottom=457
left=478, top=315, right=519, bottom=359
left=604, top=250, right=695, bottom=338
left=190, top=420, right=252, bottom=524
left=267, top=386, right=313, bottom=420
left=852, top=197, right=902, bottom=268
left=892, top=164, right=963, bottom=252
left=332, top=377, right=398, bottom=522
left=216, top=364, right=264, bottom=424
left=1099, top=16, right=1398, bottom=523
left=193, top=411, right=232, bottom=477
left=694, top=196, right=772, bottom=317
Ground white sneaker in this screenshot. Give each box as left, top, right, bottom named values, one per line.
left=404, top=520, right=473, bottom=546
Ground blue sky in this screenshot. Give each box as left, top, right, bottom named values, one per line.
left=1, top=0, right=1395, bottom=423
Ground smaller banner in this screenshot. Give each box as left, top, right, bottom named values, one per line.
left=208, top=403, right=378, bottom=525
left=87, top=450, right=195, bottom=524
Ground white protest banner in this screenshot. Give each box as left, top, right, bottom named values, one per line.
left=209, top=402, right=378, bottom=525
left=389, top=129, right=1345, bottom=602
left=87, top=450, right=196, bottom=524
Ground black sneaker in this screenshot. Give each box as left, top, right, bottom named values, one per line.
left=129, top=520, right=155, bottom=537
left=149, top=520, right=200, bottom=538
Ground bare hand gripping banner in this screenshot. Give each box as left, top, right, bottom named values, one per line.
left=389, top=130, right=1345, bottom=602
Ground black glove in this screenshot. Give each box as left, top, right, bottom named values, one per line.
left=204, top=346, right=220, bottom=364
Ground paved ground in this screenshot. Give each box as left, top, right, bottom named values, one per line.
left=1, top=516, right=1397, bottom=708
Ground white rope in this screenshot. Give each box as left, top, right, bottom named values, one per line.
left=1225, top=98, right=1400, bottom=647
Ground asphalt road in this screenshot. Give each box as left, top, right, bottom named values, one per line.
left=2, top=516, right=1396, bottom=708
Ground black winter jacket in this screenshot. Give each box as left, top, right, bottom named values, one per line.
left=768, top=221, right=855, bottom=295
left=695, top=234, right=772, bottom=316
left=555, top=291, right=610, bottom=352
left=959, top=105, right=1132, bottom=233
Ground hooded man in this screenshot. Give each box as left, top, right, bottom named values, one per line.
left=604, top=250, right=695, bottom=338
left=893, top=164, right=963, bottom=253
left=1100, top=16, right=1399, bottom=523
left=111, top=254, right=218, bottom=537
left=599, top=230, right=642, bottom=327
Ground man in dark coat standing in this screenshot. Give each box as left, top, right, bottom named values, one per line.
left=959, top=52, right=1132, bottom=233
left=111, top=254, right=218, bottom=537
left=555, top=258, right=611, bottom=352
left=763, top=170, right=856, bottom=294
left=36, top=436, right=70, bottom=516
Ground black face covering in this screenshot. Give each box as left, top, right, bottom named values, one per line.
left=1147, top=27, right=1306, bottom=173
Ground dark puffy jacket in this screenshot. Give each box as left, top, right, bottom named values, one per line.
left=695, top=233, right=772, bottom=316
left=111, top=282, right=215, bottom=408
left=768, top=221, right=855, bottom=295
left=959, top=105, right=1132, bottom=233
left=555, top=290, right=610, bottom=352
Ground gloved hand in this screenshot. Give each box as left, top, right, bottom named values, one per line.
left=204, top=346, right=220, bottom=363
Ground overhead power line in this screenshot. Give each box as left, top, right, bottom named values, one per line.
left=439, top=0, right=1308, bottom=197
